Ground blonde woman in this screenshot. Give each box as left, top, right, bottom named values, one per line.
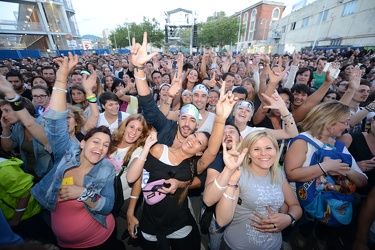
left=215, top=130, right=302, bottom=250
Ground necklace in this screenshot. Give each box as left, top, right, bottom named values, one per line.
left=175, top=134, right=184, bottom=144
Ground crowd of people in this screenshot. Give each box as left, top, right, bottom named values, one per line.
left=0, top=32, right=375, bottom=250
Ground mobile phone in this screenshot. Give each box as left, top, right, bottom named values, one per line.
left=323, top=63, right=340, bottom=79
left=172, top=60, right=177, bottom=69
left=62, top=176, right=74, bottom=185
left=134, top=226, right=138, bottom=236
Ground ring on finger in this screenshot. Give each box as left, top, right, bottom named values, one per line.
left=273, top=223, right=276, bottom=229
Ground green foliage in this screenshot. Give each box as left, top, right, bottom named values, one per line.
left=198, top=11, right=244, bottom=49
left=109, top=17, right=164, bottom=49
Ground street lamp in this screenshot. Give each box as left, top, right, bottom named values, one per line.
left=125, top=19, right=131, bottom=49
left=236, top=10, right=242, bottom=54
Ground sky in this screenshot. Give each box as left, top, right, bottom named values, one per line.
left=73, top=0, right=302, bottom=37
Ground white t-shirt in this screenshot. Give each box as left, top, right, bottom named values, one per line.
left=108, top=146, right=142, bottom=199
left=97, top=111, right=129, bottom=134
left=197, top=112, right=216, bottom=134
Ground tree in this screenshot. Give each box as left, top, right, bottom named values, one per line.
left=197, top=11, right=244, bottom=49
left=109, top=17, right=164, bottom=49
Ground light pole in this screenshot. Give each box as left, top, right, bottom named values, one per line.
left=125, top=19, right=131, bottom=49
left=236, top=10, right=242, bottom=54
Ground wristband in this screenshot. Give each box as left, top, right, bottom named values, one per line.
left=52, top=87, right=68, bottom=93
left=86, top=94, right=96, bottom=99
left=214, top=178, right=227, bottom=191
left=0, top=134, right=11, bottom=139
left=317, top=162, right=328, bottom=176
left=56, top=79, right=67, bottom=84
left=223, top=192, right=235, bottom=201
left=130, top=196, right=139, bottom=199
left=133, top=65, right=145, bottom=70
left=227, top=183, right=239, bottom=189
left=280, top=113, right=293, bottom=120
left=15, top=208, right=27, bottom=212
left=77, top=188, right=95, bottom=202
left=4, top=94, right=20, bottom=102
left=134, top=75, right=146, bottom=81
left=136, top=155, right=147, bottom=162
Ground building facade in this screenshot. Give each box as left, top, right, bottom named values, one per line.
left=267, top=0, right=375, bottom=54
left=234, top=1, right=286, bottom=53
left=0, top=0, right=81, bottom=51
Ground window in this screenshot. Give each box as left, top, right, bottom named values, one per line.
left=243, top=13, right=248, bottom=31
left=290, top=22, right=296, bottom=30
left=342, top=0, right=358, bottom=16
left=317, top=10, right=329, bottom=23
left=302, top=17, right=309, bottom=28
left=330, top=39, right=342, bottom=46
left=248, top=9, right=257, bottom=41
left=248, top=31, right=254, bottom=41
left=281, top=25, right=286, bottom=33
left=272, top=8, right=280, bottom=19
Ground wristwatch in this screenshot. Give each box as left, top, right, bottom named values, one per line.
left=286, top=213, right=296, bottom=226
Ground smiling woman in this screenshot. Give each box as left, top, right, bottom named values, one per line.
left=29, top=53, right=125, bottom=249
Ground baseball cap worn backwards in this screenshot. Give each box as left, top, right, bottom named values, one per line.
left=192, top=84, right=209, bottom=95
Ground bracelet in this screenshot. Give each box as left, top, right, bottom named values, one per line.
left=164, top=100, right=172, bottom=105
left=87, top=99, right=97, bottom=103
left=227, top=183, right=239, bottom=189
left=223, top=192, right=235, bottom=202
left=133, top=65, right=145, bottom=71
left=52, top=87, right=68, bottom=93
left=56, top=79, right=67, bottom=84
left=134, top=75, right=146, bottom=81
left=214, top=178, right=227, bottom=191
left=86, top=94, right=96, bottom=99
left=4, top=94, right=20, bottom=102
left=87, top=97, right=97, bottom=103
left=10, top=98, right=25, bottom=111
left=0, top=134, right=11, bottom=139
left=15, top=208, right=27, bottom=212
left=317, top=162, right=328, bottom=176
left=130, top=196, right=139, bottom=199
left=215, top=121, right=225, bottom=125
left=364, top=105, right=375, bottom=112
left=280, top=113, right=293, bottom=120
left=136, top=155, right=147, bottom=162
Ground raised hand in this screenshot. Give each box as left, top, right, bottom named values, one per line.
left=131, top=32, right=158, bottom=67
left=268, top=58, right=290, bottom=84
left=0, top=77, right=16, bottom=98
left=82, top=70, right=97, bottom=95
left=348, top=65, right=361, bottom=89
left=169, top=72, right=182, bottom=98
left=144, top=131, right=158, bottom=149
left=222, top=140, right=248, bottom=171
left=54, top=52, right=79, bottom=80
left=215, top=81, right=238, bottom=119
left=261, top=90, right=286, bottom=110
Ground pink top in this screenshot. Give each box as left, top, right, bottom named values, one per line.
left=51, top=196, right=115, bottom=248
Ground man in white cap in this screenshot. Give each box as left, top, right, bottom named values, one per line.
left=133, top=67, right=199, bottom=148
left=192, top=84, right=216, bottom=133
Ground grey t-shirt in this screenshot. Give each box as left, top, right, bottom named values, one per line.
left=223, top=167, right=284, bottom=250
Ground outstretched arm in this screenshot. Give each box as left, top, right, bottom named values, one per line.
left=198, top=81, right=238, bottom=174
left=82, top=70, right=100, bottom=133
left=0, top=77, right=49, bottom=148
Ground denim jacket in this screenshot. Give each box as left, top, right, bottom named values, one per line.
left=31, top=109, right=115, bottom=228
left=10, top=122, right=53, bottom=178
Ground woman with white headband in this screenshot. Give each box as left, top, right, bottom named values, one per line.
left=232, top=90, right=298, bottom=140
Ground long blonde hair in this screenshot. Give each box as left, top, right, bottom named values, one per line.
left=237, top=130, right=282, bottom=185
left=300, top=101, right=350, bottom=138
